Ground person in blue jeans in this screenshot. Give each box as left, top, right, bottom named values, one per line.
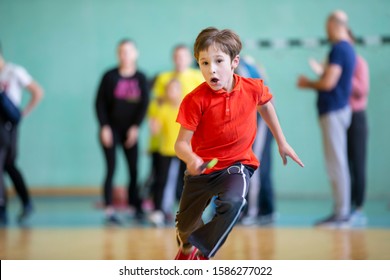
left=237, top=56, right=276, bottom=226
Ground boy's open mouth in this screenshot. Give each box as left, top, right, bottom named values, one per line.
left=211, top=78, right=219, bottom=84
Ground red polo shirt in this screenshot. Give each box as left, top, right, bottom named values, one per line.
left=176, top=74, right=272, bottom=174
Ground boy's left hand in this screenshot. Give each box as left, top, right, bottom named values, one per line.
left=278, top=142, right=304, bottom=167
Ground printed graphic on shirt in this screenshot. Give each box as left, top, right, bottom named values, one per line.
left=114, top=79, right=141, bottom=102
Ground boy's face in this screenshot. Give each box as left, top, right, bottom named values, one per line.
left=198, top=44, right=239, bottom=92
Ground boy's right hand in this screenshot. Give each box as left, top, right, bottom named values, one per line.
left=278, top=142, right=304, bottom=167
left=186, top=156, right=204, bottom=176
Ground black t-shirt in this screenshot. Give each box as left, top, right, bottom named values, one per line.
left=95, top=68, right=149, bottom=129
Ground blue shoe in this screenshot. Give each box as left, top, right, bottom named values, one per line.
left=17, top=204, right=34, bottom=225
left=258, top=213, right=276, bottom=226
left=350, top=210, right=367, bottom=227
left=241, top=215, right=258, bottom=226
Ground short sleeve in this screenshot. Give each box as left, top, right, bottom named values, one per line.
left=329, top=44, right=344, bottom=67
left=257, top=79, right=273, bottom=106
left=152, top=73, right=171, bottom=98
left=176, top=93, right=202, bottom=131
left=15, top=65, right=33, bottom=87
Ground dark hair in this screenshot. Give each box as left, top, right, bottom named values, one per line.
left=193, top=27, right=242, bottom=61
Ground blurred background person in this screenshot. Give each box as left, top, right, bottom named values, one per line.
left=150, top=44, right=203, bottom=218
left=95, top=39, right=149, bottom=225
left=0, top=41, right=44, bottom=226
left=309, top=28, right=370, bottom=226
left=297, top=10, right=356, bottom=228
left=347, top=29, right=370, bottom=226
left=148, top=78, right=182, bottom=227
left=236, top=55, right=276, bottom=226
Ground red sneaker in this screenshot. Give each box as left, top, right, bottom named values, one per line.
left=188, top=248, right=209, bottom=260
left=174, top=247, right=197, bottom=260
left=195, top=253, right=209, bottom=260
left=193, top=249, right=209, bottom=261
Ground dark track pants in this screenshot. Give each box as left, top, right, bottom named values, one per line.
left=176, top=163, right=253, bottom=258
left=347, top=110, right=368, bottom=209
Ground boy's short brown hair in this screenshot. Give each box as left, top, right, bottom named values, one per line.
left=193, top=27, right=242, bottom=62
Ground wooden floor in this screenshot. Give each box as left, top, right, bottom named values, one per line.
left=1, top=226, right=389, bottom=260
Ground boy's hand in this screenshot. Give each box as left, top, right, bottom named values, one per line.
left=186, top=156, right=204, bottom=176
left=278, top=142, right=304, bottom=167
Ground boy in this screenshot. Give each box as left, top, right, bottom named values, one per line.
left=174, top=27, right=304, bottom=260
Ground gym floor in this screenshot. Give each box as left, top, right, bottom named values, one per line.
left=1, top=195, right=389, bottom=260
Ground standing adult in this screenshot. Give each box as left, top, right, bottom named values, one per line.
left=0, top=42, right=44, bottom=226
left=297, top=10, right=356, bottom=227
left=95, top=39, right=149, bottom=225
left=347, top=29, right=370, bottom=226
left=308, top=29, right=370, bottom=226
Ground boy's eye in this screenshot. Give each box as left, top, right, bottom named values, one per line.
left=202, top=61, right=208, bottom=66
left=217, top=59, right=223, bottom=63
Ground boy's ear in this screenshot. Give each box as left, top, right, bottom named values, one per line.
left=231, top=55, right=240, bottom=69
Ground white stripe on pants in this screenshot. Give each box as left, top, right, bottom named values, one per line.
left=319, top=106, right=352, bottom=218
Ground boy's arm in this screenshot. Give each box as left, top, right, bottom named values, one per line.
left=175, top=126, right=204, bottom=175
left=257, top=102, right=304, bottom=167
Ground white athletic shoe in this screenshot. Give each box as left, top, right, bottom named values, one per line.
left=148, top=210, right=165, bottom=227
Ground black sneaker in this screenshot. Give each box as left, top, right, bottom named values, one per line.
left=314, top=215, right=350, bottom=228
left=105, top=214, right=122, bottom=226
left=134, top=210, right=146, bottom=223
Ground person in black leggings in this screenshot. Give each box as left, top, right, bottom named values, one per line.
left=95, top=39, right=149, bottom=225
left=0, top=43, right=44, bottom=226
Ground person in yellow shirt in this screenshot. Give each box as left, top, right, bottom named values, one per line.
left=146, top=44, right=203, bottom=224
left=148, top=78, right=182, bottom=226
left=152, top=44, right=204, bottom=100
